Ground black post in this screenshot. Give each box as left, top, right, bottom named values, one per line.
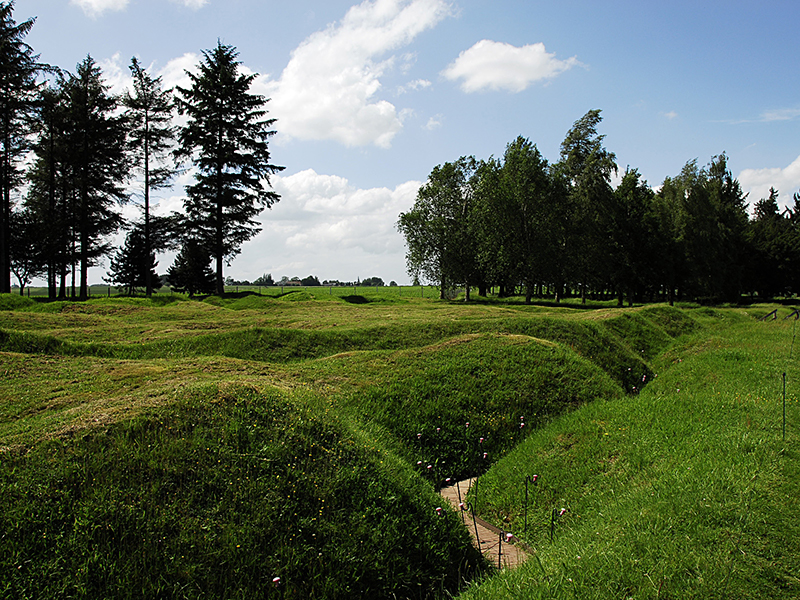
left=783, top=372, right=787, bottom=441
left=467, top=502, right=480, bottom=547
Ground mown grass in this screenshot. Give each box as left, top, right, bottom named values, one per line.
left=2, top=292, right=792, bottom=599
left=461, top=307, right=800, bottom=599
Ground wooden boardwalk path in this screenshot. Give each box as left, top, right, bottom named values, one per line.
left=439, top=478, right=528, bottom=569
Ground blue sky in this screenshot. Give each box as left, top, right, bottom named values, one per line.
left=17, top=0, right=800, bottom=286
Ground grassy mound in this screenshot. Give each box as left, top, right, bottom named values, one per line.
left=1, top=385, right=485, bottom=599
left=319, top=333, right=623, bottom=482
left=458, top=307, right=800, bottom=599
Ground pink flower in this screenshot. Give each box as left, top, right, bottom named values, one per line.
left=482, top=452, right=488, bottom=459
left=558, top=508, right=566, bottom=517
left=445, top=477, right=451, bottom=483
left=417, top=433, right=422, bottom=439
left=272, top=576, right=281, bottom=587
left=506, top=532, right=514, bottom=541
left=427, top=464, right=433, bottom=470
left=479, top=437, right=484, bottom=444
left=436, top=427, right=441, bottom=433
left=435, top=507, right=443, bottom=516
left=532, top=474, right=539, bottom=483
left=459, top=502, right=466, bottom=511
left=520, top=422, right=525, bottom=429
left=465, top=422, right=470, bottom=428
left=417, top=461, right=422, bottom=466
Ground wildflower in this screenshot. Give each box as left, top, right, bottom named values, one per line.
left=272, top=576, right=281, bottom=587
left=520, top=422, right=525, bottom=429
left=459, top=502, right=466, bottom=511
left=445, top=477, right=452, bottom=484
left=559, top=508, right=566, bottom=517
left=482, top=452, right=488, bottom=459
left=427, top=464, right=433, bottom=470
left=466, top=422, right=470, bottom=428
left=435, top=507, right=443, bottom=516
left=436, top=427, right=441, bottom=433
left=506, top=532, right=514, bottom=542
left=479, top=437, right=484, bottom=444
left=417, top=433, right=422, bottom=439
left=532, top=474, right=539, bottom=483
left=417, top=461, right=423, bottom=466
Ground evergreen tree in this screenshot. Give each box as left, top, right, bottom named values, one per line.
left=61, top=56, right=129, bottom=300
left=167, top=239, right=215, bottom=298
left=105, top=224, right=157, bottom=296
left=124, top=56, right=176, bottom=297
left=25, top=84, right=74, bottom=298
left=0, top=1, right=43, bottom=293
left=175, top=41, right=283, bottom=295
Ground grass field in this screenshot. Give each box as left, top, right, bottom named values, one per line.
left=0, top=291, right=797, bottom=598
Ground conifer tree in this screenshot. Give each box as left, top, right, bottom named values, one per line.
left=167, top=239, right=215, bottom=298
left=124, top=56, right=176, bottom=296
left=61, top=56, right=129, bottom=300
left=175, top=41, right=283, bottom=295
left=0, top=1, right=43, bottom=293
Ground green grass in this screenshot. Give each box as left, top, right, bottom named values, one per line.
left=1, top=293, right=796, bottom=598
left=459, top=307, right=800, bottom=599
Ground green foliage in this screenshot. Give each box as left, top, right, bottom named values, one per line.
left=0, top=1, right=42, bottom=294
left=175, top=41, right=284, bottom=295
left=167, top=240, right=215, bottom=298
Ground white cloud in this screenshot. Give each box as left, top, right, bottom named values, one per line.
left=442, top=39, right=580, bottom=93
left=232, top=169, right=422, bottom=281
left=260, top=0, right=452, bottom=148
left=173, top=0, right=208, bottom=8
left=98, top=53, right=132, bottom=95
left=397, top=78, right=432, bottom=94
left=759, top=107, right=800, bottom=122
left=71, top=0, right=128, bottom=18
left=425, top=114, right=442, bottom=130
left=664, top=110, right=678, bottom=120
left=738, top=155, right=800, bottom=209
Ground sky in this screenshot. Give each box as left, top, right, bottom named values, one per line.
left=15, top=0, right=800, bottom=286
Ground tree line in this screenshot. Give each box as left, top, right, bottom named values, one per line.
left=0, top=2, right=282, bottom=299
left=399, top=109, right=800, bottom=305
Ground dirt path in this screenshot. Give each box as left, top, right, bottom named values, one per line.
left=439, top=478, right=528, bottom=569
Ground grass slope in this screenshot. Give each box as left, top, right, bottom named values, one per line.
left=3, top=293, right=776, bottom=599
left=460, top=307, right=800, bottom=599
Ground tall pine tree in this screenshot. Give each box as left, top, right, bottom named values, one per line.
left=175, top=41, right=283, bottom=295
left=0, top=1, right=43, bottom=293
left=124, top=56, right=176, bottom=297
left=61, top=56, right=129, bottom=300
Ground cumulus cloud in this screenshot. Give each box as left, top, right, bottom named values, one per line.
left=259, top=0, right=452, bottom=148
left=442, top=39, right=580, bottom=93
left=71, top=0, right=128, bottom=18
left=232, top=169, right=422, bottom=281
left=738, top=155, right=800, bottom=210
